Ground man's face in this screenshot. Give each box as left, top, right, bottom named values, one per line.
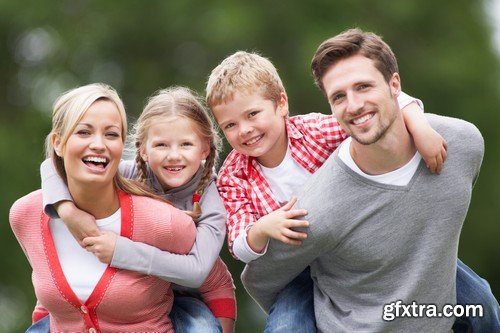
left=321, top=54, right=401, bottom=145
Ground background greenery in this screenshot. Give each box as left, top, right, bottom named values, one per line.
left=1, top=0, right=499, bottom=332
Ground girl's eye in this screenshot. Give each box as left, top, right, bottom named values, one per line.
left=155, top=143, right=166, bottom=148
left=225, top=123, right=235, bottom=130
left=181, top=142, right=193, bottom=147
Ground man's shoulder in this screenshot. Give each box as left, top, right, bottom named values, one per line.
left=426, top=114, right=482, bottom=139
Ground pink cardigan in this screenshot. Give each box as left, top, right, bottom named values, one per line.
left=10, top=190, right=196, bottom=333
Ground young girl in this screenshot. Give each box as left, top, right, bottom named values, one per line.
left=36, top=87, right=236, bottom=333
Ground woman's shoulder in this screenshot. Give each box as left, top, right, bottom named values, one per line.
left=129, top=194, right=188, bottom=221
left=10, top=189, right=43, bottom=232
left=10, top=189, right=43, bottom=214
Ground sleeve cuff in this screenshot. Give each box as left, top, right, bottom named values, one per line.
left=232, top=229, right=269, bottom=264
left=206, top=298, right=237, bottom=320
left=397, top=91, right=424, bottom=111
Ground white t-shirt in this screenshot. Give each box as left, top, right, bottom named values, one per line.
left=338, top=137, right=421, bottom=186
left=50, top=209, right=121, bottom=302
left=233, top=145, right=312, bottom=263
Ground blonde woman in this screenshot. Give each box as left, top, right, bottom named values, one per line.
left=10, top=83, right=196, bottom=333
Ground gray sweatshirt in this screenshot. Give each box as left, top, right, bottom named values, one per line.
left=242, top=114, right=484, bottom=333
left=40, top=159, right=227, bottom=288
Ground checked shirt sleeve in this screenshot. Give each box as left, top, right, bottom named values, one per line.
left=217, top=161, right=260, bottom=258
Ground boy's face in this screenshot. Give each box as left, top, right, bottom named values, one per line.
left=321, top=54, right=400, bottom=145
left=212, top=91, right=289, bottom=167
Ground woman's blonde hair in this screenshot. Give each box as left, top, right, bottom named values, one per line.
left=131, top=86, right=222, bottom=219
left=45, top=83, right=165, bottom=200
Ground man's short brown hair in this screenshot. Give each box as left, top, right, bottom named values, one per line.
left=311, top=28, right=399, bottom=94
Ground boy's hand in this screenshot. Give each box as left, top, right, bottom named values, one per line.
left=413, top=126, right=448, bottom=174
left=401, top=101, right=448, bottom=174
left=82, top=231, right=117, bottom=264
left=56, top=201, right=99, bottom=247
left=247, top=197, right=309, bottom=253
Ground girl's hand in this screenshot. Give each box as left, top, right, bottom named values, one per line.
left=82, top=231, right=118, bottom=264
left=57, top=201, right=99, bottom=247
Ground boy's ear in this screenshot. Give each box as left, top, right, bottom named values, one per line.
left=52, top=133, right=63, bottom=157
left=277, top=92, right=289, bottom=117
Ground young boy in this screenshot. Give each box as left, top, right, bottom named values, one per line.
left=206, top=51, right=498, bottom=332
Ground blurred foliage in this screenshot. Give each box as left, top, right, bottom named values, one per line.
left=1, top=0, right=499, bottom=332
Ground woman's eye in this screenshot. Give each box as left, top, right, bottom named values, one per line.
left=76, top=130, right=90, bottom=136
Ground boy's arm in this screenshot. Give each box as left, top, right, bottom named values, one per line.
left=217, top=170, right=308, bottom=262
left=216, top=166, right=261, bottom=258
left=197, top=258, right=237, bottom=332
left=241, top=203, right=330, bottom=312
left=398, top=92, right=448, bottom=174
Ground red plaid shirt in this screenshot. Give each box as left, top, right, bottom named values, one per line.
left=217, top=113, right=347, bottom=256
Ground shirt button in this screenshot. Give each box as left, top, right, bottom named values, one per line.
left=89, top=328, right=97, bottom=333
left=80, top=305, right=88, bottom=314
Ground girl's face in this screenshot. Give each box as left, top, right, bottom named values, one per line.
left=141, top=116, right=210, bottom=190
left=53, top=99, right=124, bottom=191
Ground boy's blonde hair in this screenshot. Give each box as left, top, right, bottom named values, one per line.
left=45, top=83, right=166, bottom=200
left=131, top=86, right=222, bottom=219
left=206, top=51, right=286, bottom=108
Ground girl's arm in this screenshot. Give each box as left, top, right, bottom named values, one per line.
left=110, top=182, right=226, bottom=287
left=83, top=181, right=227, bottom=288
left=41, top=158, right=226, bottom=287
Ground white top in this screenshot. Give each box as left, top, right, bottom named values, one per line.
left=338, top=137, right=422, bottom=185
left=50, top=209, right=121, bottom=302
left=233, top=145, right=312, bottom=263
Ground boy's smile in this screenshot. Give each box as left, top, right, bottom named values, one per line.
left=212, top=91, right=289, bottom=167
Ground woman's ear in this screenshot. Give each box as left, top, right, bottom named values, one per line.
left=52, top=133, right=63, bottom=157
left=139, top=147, right=148, bottom=162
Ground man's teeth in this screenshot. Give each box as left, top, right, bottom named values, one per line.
left=353, top=113, right=374, bottom=125
left=83, top=156, right=107, bottom=163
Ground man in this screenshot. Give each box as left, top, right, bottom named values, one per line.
left=241, top=28, right=486, bottom=332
